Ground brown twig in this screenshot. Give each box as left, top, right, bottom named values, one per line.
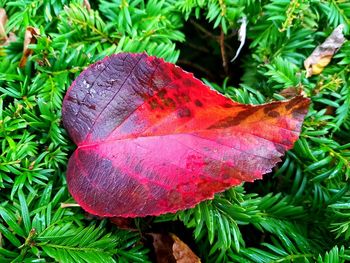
left=190, top=19, right=218, bottom=40
left=190, top=20, right=230, bottom=76
left=220, top=28, right=229, bottom=75
left=186, top=41, right=211, bottom=53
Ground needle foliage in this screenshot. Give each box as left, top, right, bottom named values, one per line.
left=0, top=0, right=349, bottom=262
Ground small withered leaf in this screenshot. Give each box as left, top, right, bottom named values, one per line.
left=83, top=0, right=91, bottom=11
left=279, top=87, right=306, bottom=99
left=304, top=24, right=346, bottom=77
left=150, top=233, right=201, bottom=263
left=19, top=26, right=40, bottom=68
left=0, top=8, right=7, bottom=41
left=171, top=234, right=201, bottom=263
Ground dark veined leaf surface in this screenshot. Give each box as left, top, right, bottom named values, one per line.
left=62, top=53, right=309, bottom=217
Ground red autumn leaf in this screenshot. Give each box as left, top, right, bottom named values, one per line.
left=62, top=53, right=309, bottom=218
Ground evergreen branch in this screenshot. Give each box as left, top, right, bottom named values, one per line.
left=66, top=15, right=115, bottom=44
left=39, top=243, right=114, bottom=253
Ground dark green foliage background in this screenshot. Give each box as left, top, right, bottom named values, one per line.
left=0, top=0, right=350, bottom=262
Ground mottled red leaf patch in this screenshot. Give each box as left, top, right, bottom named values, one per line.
left=62, top=53, right=309, bottom=218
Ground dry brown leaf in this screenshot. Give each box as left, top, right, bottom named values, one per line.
left=325, top=106, right=335, bottom=116
left=171, top=234, right=201, bottom=263
left=0, top=32, right=16, bottom=55
left=150, top=233, right=201, bottom=263
left=0, top=9, right=16, bottom=48
left=19, top=26, right=40, bottom=68
left=279, top=87, right=306, bottom=99
left=0, top=8, right=7, bottom=41
left=150, top=233, right=176, bottom=263
left=304, top=24, right=346, bottom=77
left=83, top=0, right=91, bottom=11
left=6, top=32, right=16, bottom=43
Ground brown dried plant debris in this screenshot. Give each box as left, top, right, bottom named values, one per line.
left=19, top=26, right=40, bottom=67
left=304, top=24, right=346, bottom=77
left=0, top=9, right=16, bottom=48
left=0, top=8, right=7, bottom=41
left=150, top=233, right=201, bottom=263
